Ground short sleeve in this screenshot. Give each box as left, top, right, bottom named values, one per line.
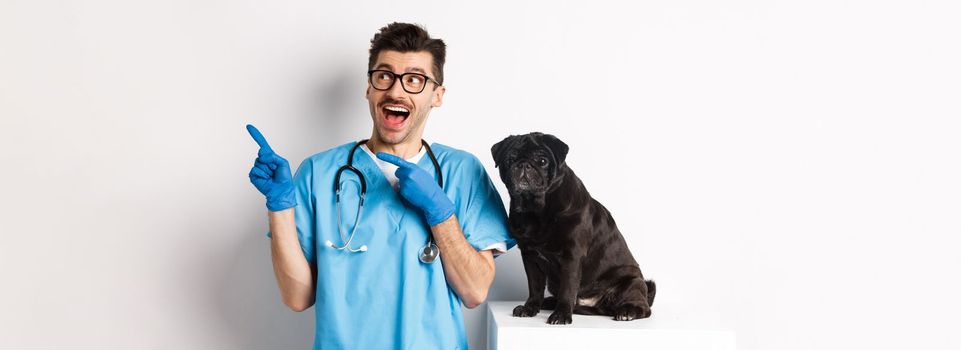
left=454, top=156, right=517, bottom=257
left=266, top=159, right=317, bottom=264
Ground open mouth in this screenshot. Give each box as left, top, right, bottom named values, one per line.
left=382, top=105, right=411, bottom=129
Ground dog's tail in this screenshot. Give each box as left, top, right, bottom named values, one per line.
left=645, top=280, right=656, bottom=307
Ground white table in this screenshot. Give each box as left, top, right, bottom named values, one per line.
left=487, top=301, right=736, bottom=350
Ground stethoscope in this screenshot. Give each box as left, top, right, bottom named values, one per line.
left=324, top=139, right=444, bottom=264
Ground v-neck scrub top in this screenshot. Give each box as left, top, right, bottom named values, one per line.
left=268, top=141, right=516, bottom=350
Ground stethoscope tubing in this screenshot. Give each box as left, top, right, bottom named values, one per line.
left=327, top=139, right=443, bottom=263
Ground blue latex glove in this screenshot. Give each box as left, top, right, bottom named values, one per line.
left=246, top=124, right=296, bottom=211
left=376, top=152, right=455, bottom=226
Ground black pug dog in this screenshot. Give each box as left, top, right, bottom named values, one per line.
left=491, top=132, right=655, bottom=325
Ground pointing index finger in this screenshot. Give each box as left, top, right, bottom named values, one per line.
left=246, top=124, right=273, bottom=151
left=376, top=152, right=413, bottom=168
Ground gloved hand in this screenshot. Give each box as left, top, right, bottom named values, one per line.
left=246, top=124, right=296, bottom=211
left=377, top=152, right=454, bottom=226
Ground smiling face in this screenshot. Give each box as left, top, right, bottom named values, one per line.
left=365, top=50, right=445, bottom=147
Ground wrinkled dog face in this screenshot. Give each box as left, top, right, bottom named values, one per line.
left=491, top=133, right=569, bottom=213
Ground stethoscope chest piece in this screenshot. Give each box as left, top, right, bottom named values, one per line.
left=419, top=242, right=439, bottom=264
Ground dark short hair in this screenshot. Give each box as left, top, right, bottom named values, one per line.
left=368, top=22, right=446, bottom=85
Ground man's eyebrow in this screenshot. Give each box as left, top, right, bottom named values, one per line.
left=373, top=64, right=430, bottom=76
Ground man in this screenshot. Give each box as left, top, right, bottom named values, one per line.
left=246, top=22, right=515, bottom=349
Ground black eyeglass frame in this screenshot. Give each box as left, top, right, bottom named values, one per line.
left=367, top=69, right=441, bottom=94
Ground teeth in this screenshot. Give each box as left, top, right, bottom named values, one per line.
left=384, top=106, right=409, bottom=113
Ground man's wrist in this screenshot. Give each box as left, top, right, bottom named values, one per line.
left=266, top=186, right=296, bottom=211
left=426, top=207, right=454, bottom=226
left=268, top=207, right=294, bottom=219
left=429, top=214, right=458, bottom=232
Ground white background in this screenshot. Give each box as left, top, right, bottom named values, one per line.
left=2, top=0, right=959, bottom=349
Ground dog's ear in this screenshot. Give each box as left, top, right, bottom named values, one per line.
left=540, top=133, right=569, bottom=165
left=491, top=135, right=515, bottom=168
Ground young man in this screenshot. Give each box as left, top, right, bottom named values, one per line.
left=246, top=22, right=515, bottom=349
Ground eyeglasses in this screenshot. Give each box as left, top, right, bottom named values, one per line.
left=367, top=70, right=440, bottom=94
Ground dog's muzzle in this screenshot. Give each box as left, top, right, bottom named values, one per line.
left=511, top=162, right=545, bottom=192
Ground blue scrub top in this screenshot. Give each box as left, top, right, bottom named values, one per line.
left=270, top=141, right=516, bottom=350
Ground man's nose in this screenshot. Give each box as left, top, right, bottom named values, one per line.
left=386, top=79, right=408, bottom=99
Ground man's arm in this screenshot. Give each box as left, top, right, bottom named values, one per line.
left=431, top=214, right=496, bottom=309
left=269, top=208, right=316, bottom=312
left=245, top=125, right=316, bottom=312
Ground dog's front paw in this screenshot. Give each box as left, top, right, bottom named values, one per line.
left=613, top=303, right=652, bottom=321
left=512, top=304, right=539, bottom=317
left=546, top=310, right=572, bottom=325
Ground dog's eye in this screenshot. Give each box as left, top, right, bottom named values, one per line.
left=537, top=157, right=549, bottom=167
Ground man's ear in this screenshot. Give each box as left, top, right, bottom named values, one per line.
left=490, top=135, right=516, bottom=168
left=431, top=85, right=445, bottom=108
left=540, top=133, right=569, bottom=165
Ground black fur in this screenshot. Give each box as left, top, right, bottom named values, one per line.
left=492, top=132, right=655, bottom=324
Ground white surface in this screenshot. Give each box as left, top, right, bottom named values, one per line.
left=487, top=302, right=735, bottom=350
left=2, top=1, right=961, bottom=350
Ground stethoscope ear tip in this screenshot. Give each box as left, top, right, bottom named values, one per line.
left=358, top=245, right=368, bottom=252
left=324, top=240, right=335, bottom=248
